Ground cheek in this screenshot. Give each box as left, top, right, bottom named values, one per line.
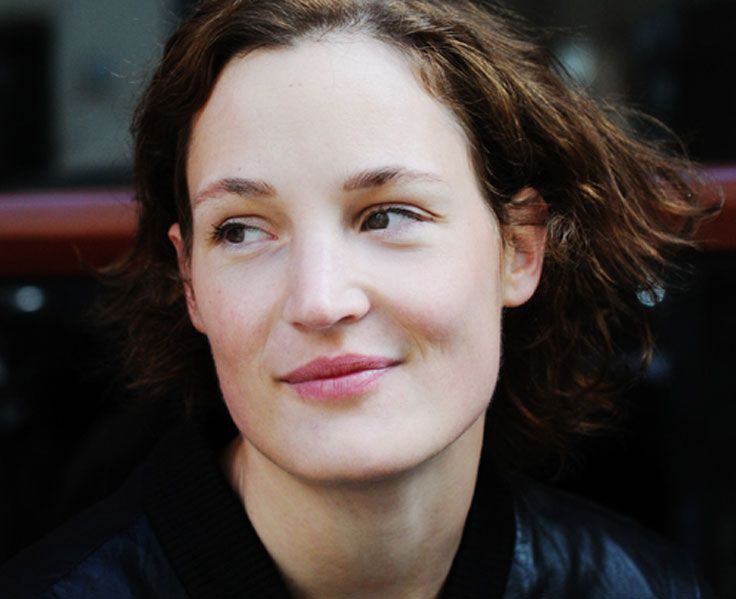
left=387, top=243, right=503, bottom=349
left=387, top=237, right=504, bottom=401
left=191, top=269, right=274, bottom=377
left=412, top=278, right=502, bottom=380
left=196, top=283, right=275, bottom=428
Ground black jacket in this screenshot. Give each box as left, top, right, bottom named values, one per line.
left=0, top=423, right=712, bottom=598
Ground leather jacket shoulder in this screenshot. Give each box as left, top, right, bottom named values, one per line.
left=0, top=464, right=186, bottom=598
left=506, top=475, right=714, bottom=598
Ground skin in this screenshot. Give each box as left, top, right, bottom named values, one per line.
left=170, top=34, right=544, bottom=599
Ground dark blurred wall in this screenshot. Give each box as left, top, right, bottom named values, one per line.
left=0, top=19, right=52, bottom=186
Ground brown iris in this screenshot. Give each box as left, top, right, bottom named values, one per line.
left=364, top=211, right=390, bottom=230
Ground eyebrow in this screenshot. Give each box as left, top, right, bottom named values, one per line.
left=192, top=166, right=446, bottom=207
left=342, top=166, right=447, bottom=192
left=193, top=177, right=276, bottom=206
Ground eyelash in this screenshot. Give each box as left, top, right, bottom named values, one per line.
left=359, top=205, right=427, bottom=231
left=210, top=221, right=267, bottom=244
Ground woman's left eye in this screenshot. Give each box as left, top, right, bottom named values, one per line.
left=360, top=206, right=425, bottom=232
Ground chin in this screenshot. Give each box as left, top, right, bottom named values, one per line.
left=272, top=428, right=462, bottom=486
left=288, top=457, right=428, bottom=486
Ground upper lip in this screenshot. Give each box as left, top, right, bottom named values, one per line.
left=281, top=354, right=398, bottom=383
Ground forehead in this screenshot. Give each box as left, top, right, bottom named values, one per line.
left=186, top=34, right=474, bottom=197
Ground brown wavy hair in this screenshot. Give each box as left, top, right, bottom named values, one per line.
left=99, top=0, right=715, bottom=473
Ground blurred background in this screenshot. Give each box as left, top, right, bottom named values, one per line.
left=0, top=0, right=734, bottom=595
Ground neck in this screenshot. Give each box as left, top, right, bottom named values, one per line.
left=221, top=418, right=485, bottom=599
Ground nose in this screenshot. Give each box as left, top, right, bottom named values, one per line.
left=282, top=233, right=371, bottom=331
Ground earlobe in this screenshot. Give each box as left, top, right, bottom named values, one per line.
left=501, top=188, right=547, bottom=308
left=168, top=223, right=206, bottom=333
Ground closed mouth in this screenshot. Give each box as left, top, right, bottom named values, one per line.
left=281, top=354, right=398, bottom=384
left=280, top=354, right=399, bottom=399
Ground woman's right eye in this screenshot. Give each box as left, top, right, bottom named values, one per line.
left=210, top=221, right=272, bottom=245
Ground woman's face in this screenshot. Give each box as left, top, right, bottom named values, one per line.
left=171, top=35, right=541, bottom=482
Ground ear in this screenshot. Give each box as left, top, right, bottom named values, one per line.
left=501, top=187, right=547, bottom=308
left=168, top=223, right=206, bottom=333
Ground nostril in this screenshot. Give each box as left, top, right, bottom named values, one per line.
left=285, top=288, right=371, bottom=331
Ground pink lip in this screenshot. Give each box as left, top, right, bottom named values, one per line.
left=281, top=354, right=398, bottom=400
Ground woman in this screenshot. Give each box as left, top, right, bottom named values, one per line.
left=0, top=0, right=715, bottom=597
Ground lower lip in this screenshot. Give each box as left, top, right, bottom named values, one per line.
left=287, top=367, right=391, bottom=400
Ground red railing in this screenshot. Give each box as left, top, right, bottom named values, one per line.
left=0, top=189, right=136, bottom=276
left=697, top=166, right=736, bottom=251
